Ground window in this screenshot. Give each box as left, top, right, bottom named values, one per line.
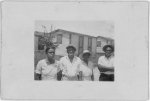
left=97, top=41, right=101, bottom=47
left=57, top=34, right=62, bottom=44
left=38, top=36, right=45, bottom=50
left=88, top=37, right=92, bottom=52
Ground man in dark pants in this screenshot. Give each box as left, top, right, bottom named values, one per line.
left=97, top=45, right=114, bottom=81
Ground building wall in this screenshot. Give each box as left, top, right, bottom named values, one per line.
left=92, top=37, right=97, bottom=55
left=71, top=34, right=79, bottom=56
left=83, top=36, right=88, bottom=50
left=96, top=37, right=108, bottom=53
left=55, top=33, right=70, bottom=56
left=101, top=38, right=108, bottom=50
left=107, top=40, right=114, bottom=46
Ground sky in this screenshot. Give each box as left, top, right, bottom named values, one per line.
left=35, top=21, right=114, bottom=39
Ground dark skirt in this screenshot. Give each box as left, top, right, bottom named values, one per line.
left=99, top=73, right=114, bottom=81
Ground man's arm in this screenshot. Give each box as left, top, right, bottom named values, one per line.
left=78, top=71, right=83, bottom=81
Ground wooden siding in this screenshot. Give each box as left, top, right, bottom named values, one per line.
left=71, top=34, right=79, bottom=56
left=92, top=37, right=97, bottom=55
left=83, top=36, right=88, bottom=50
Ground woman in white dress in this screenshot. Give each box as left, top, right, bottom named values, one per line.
left=79, top=50, right=94, bottom=81
left=35, top=46, right=60, bottom=81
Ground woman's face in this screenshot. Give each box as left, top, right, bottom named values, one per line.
left=105, top=47, right=112, bottom=57
left=67, top=48, right=75, bottom=58
left=47, top=48, right=55, bottom=59
left=83, top=53, right=90, bottom=61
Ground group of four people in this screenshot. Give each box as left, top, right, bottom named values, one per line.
left=35, top=44, right=114, bottom=81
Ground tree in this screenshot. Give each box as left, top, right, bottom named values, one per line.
left=38, top=33, right=58, bottom=49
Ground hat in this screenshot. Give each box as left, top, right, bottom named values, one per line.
left=103, top=45, right=114, bottom=52
left=82, top=50, right=91, bottom=55
left=66, top=44, right=76, bottom=51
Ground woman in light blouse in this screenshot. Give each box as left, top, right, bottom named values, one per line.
left=35, top=46, right=60, bottom=81
left=97, top=45, right=114, bottom=81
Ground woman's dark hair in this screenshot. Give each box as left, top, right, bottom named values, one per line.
left=103, top=45, right=114, bottom=52
left=45, top=46, right=56, bottom=54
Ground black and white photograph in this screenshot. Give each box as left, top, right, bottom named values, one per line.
left=1, top=1, right=148, bottom=100
left=34, top=21, right=114, bottom=81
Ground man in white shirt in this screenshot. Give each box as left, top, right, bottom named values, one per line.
left=97, top=45, right=114, bottom=81
left=59, top=44, right=82, bottom=81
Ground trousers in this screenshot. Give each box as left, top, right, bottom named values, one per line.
left=99, top=73, right=114, bottom=81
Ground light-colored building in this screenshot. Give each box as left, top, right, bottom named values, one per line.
left=34, top=29, right=114, bottom=66
left=96, top=36, right=114, bottom=53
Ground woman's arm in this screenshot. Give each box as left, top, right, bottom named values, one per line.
left=78, top=71, right=83, bottom=81
left=35, top=61, right=42, bottom=80
left=91, top=69, right=94, bottom=81
left=57, top=70, right=62, bottom=81
left=35, top=73, right=41, bottom=80
left=97, top=64, right=114, bottom=72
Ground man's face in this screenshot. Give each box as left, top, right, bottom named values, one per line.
left=47, top=48, right=55, bottom=59
left=105, top=47, right=112, bottom=57
left=67, top=48, right=75, bottom=58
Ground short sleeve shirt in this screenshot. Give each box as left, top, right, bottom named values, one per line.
left=98, top=56, right=114, bottom=68
left=35, top=59, right=60, bottom=80
left=59, top=56, right=81, bottom=77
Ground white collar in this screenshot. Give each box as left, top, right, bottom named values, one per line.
left=66, top=55, right=77, bottom=63
left=104, top=55, right=114, bottom=60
